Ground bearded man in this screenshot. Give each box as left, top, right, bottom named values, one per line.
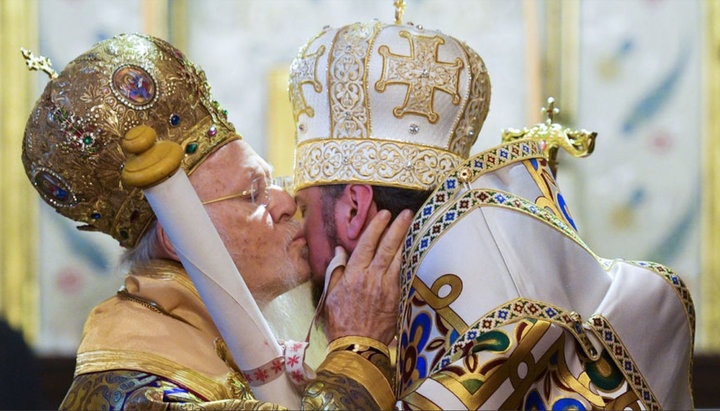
left=22, top=33, right=409, bottom=410
left=290, top=19, right=695, bottom=410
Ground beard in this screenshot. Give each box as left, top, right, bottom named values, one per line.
left=311, top=195, right=342, bottom=306
left=262, top=282, right=327, bottom=369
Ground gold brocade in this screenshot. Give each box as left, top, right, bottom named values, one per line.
left=318, top=350, right=395, bottom=410
left=22, top=33, right=238, bottom=247
left=327, top=335, right=390, bottom=358
left=60, top=369, right=282, bottom=410
left=70, top=260, right=252, bottom=403
left=294, top=138, right=461, bottom=191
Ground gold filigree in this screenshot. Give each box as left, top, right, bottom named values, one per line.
left=289, top=40, right=326, bottom=121
left=502, top=97, right=596, bottom=176
left=327, top=21, right=379, bottom=138
left=20, top=47, right=58, bottom=79
left=375, top=31, right=464, bottom=123
left=294, top=138, right=461, bottom=191
left=290, top=22, right=491, bottom=192
left=22, top=33, right=238, bottom=247
left=449, top=44, right=490, bottom=156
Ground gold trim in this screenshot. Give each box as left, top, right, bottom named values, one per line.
left=320, top=350, right=395, bottom=409
left=131, top=260, right=201, bottom=301
left=586, top=316, right=660, bottom=410
left=76, top=349, right=233, bottom=401
left=403, top=391, right=441, bottom=410
left=294, top=138, right=461, bottom=191
left=0, top=0, right=38, bottom=344
left=702, top=0, right=720, bottom=352
left=327, top=336, right=390, bottom=358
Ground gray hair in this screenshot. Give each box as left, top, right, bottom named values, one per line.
left=121, top=220, right=159, bottom=268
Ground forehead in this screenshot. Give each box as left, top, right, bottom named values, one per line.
left=295, top=186, right=322, bottom=207
left=213, top=140, right=270, bottom=177
left=192, top=140, right=270, bottom=195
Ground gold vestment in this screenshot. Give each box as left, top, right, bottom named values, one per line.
left=60, top=260, right=395, bottom=410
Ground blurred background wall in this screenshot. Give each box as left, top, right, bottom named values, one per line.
left=0, top=0, right=718, bottom=407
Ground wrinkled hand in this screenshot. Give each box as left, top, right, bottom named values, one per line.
left=323, top=209, right=414, bottom=345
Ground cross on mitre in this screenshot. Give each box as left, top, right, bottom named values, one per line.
left=375, top=31, right=464, bottom=124
left=289, top=44, right=326, bottom=121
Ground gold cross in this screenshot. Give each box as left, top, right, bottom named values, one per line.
left=502, top=97, right=597, bottom=176
left=394, top=0, right=406, bottom=24
left=20, top=47, right=58, bottom=79
left=542, top=97, right=559, bottom=124
left=375, top=31, right=464, bottom=124
left=289, top=44, right=326, bottom=121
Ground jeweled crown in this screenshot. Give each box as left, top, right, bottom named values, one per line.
left=290, top=20, right=491, bottom=191
left=22, top=33, right=238, bottom=247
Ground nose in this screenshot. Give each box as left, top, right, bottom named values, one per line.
left=267, top=185, right=297, bottom=223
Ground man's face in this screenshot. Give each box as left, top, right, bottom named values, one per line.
left=295, top=186, right=338, bottom=288
left=190, top=140, right=310, bottom=305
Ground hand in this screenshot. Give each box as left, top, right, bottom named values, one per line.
left=323, top=209, right=414, bottom=344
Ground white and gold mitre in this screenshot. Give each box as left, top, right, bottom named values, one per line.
left=289, top=20, right=491, bottom=191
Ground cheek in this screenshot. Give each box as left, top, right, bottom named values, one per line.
left=304, top=222, right=331, bottom=278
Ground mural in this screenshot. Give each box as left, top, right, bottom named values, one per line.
left=566, top=0, right=702, bottom=342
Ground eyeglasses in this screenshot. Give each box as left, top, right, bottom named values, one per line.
left=201, top=175, right=294, bottom=208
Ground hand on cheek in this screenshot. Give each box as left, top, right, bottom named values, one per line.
left=323, top=209, right=414, bottom=344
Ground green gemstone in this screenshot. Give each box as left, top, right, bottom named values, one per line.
left=83, top=136, right=93, bottom=144
left=185, top=142, right=198, bottom=154
left=120, top=230, right=129, bottom=239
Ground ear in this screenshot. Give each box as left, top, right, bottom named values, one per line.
left=155, top=221, right=180, bottom=261
left=337, top=184, right=378, bottom=243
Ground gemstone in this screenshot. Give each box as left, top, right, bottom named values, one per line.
left=409, top=124, right=419, bottom=134
left=130, top=210, right=140, bottom=223
left=298, top=123, right=306, bottom=132
left=170, top=114, right=181, bottom=126
left=120, top=230, right=129, bottom=239
left=207, top=125, right=217, bottom=136
left=83, top=136, right=93, bottom=145
left=185, top=142, right=198, bottom=154
left=222, top=109, right=228, bottom=117
left=91, top=213, right=101, bottom=219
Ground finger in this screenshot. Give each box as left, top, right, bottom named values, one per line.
left=346, top=209, right=392, bottom=270
left=327, top=264, right=345, bottom=293
left=378, top=245, right=403, bottom=312
left=387, top=241, right=403, bottom=284
left=369, top=209, right=414, bottom=273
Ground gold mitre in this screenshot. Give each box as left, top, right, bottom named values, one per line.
left=22, top=33, right=238, bottom=247
left=290, top=20, right=491, bottom=191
